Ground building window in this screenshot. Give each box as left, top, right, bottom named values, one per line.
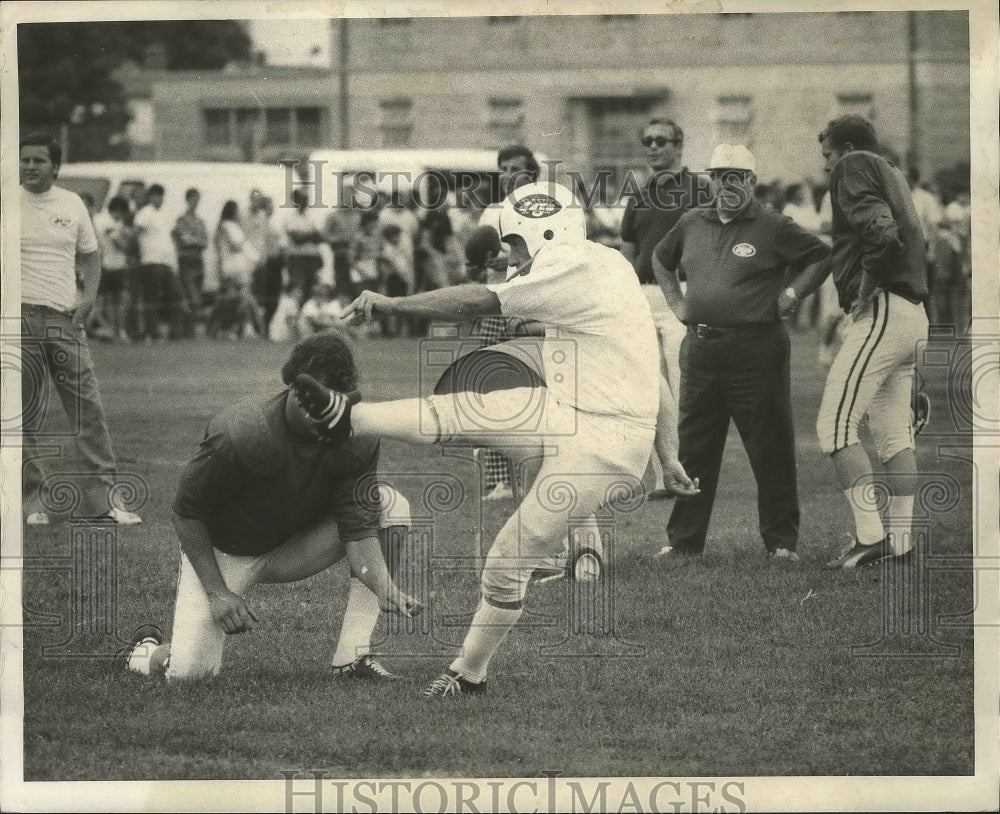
left=487, top=16, right=521, bottom=24
left=206, top=106, right=326, bottom=149
left=488, top=97, right=524, bottom=146
left=204, top=108, right=231, bottom=146
left=296, top=107, right=323, bottom=146
left=713, top=94, right=753, bottom=144
left=836, top=93, right=875, bottom=120
left=265, top=108, right=292, bottom=145
left=379, top=97, right=413, bottom=148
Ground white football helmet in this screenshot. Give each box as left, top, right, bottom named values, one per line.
left=498, top=182, right=586, bottom=258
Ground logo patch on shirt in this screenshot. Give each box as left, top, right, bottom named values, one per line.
left=51, top=216, right=73, bottom=228
left=732, top=242, right=756, bottom=257
left=513, top=194, right=562, bottom=219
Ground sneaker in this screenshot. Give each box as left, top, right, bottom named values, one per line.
left=825, top=537, right=892, bottom=569
left=571, top=548, right=602, bottom=583
left=483, top=481, right=514, bottom=501
left=114, top=624, right=163, bottom=674
left=913, top=392, right=931, bottom=437
left=769, top=548, right=800, bottom=562
left=423, top=669, right=486, bottom=697
left=25, top=511, right=50, bottom=526
left=292, top=373, right=361, bottom=445
left=332, top=654, right=400, bottom=680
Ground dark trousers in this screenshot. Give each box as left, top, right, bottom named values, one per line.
left=136, top=263, right=190, bottom=339
left=258, top=256, right=285, bottom=332
left=668, top=323, right=799, bottom=553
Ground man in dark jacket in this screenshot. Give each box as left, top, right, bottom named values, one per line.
left=815, top=115, right=930, bottom=569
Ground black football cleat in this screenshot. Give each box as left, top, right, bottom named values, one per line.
left=332, top=654, right=400, bottom=681
left=292, top=374, right=361, bottom=445
left=423, top=669, right=487, bottom=697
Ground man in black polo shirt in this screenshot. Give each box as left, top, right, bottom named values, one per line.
left=119, top=333, right=421, bottom=680
left=621, top=118, right=707, bottom=499
left=652, top=144, right=830, bottom=560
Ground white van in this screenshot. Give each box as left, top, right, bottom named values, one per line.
left=305, top=148, right=506, bottom=209
left=55, top=161, right=297, bottom=290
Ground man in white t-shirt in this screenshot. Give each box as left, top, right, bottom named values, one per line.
left=292, top=182, right=698, bottom=696
left=134, top=183, right=187, bottom=340
left=19, top=133, right=141, bottom=525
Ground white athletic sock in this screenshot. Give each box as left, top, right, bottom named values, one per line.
left=886, top=495, right=915, bottom=555
left=450, top=600, right=523, bottom=684
left=331, top=578, right=381, bottom=667
left=845, top=484, right=885, bottom=545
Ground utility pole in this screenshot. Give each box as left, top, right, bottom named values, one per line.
left=907, top=11, right=920, bottom=175
left=338, top=18, right=350, bottom=149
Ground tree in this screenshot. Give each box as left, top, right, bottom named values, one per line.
left=18, top=21, right=252, bottom=160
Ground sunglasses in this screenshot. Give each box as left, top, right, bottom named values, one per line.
left=641, top=136, right=680, bottom=148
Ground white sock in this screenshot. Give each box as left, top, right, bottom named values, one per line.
left=331, top=578, right=381, bottom=667
left=886, top=495, right=915, bottom=555
left=845, top=484, right=885, bottom=545
left=450, top=599, right=523, bottom=684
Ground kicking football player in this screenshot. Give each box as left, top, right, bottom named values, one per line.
left=120, top=332, right=421, bottom=681
left=293, top=182, right=697, bottom=696
left=814, top=116, right=930, bottom=568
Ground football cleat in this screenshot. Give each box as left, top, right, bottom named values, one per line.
left=768, top=548, right=800, bottom=562
left=80, top=507, right=143, bottom=525
left=423, top=669, right=486, bottom=697
left=332, top=654, right=400, bottom=680
left=530, top=565, right=568, bottom=585
left=292, top=374, right=361, bottom=445
left=825, top=536, right=892, bottom=569
left=114, top=624, right=163, bottom=674
left=912, top=392, right=931, bottom=437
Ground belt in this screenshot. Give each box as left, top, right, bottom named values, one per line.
left=687, top=322, right=778, bottom=339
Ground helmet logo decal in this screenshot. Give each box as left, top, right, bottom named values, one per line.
left=513, top=194, right=562, bottom=219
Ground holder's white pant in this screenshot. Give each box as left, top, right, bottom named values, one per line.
left=166, top=489, right=410, bottom=681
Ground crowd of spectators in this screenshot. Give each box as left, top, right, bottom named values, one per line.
left=81, top=177, right=476, bottom=344
left=79, top=161, right=971, bottom=346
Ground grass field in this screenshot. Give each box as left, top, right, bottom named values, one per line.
left=17, top=328, right=977, bottom=783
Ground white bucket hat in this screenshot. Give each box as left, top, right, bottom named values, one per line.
left=706, top=144, right=757, bottom=174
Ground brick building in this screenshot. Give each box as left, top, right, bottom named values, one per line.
left=143, top=11, right=969, bottom=189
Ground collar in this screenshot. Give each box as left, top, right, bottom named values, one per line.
left=646, top=167, right=689, bottom=190
left=699, top=198, right=761, bottom=224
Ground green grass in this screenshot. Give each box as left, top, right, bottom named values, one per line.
left=19, top=331, right=975, bottom=781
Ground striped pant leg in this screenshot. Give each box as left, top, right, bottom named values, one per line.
left=817, top=291, right=928, bottom=456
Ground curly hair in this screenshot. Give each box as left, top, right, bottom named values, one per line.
left=819, top=115, right=878, bottom=153
left=281, top=331, right=358, bottom=391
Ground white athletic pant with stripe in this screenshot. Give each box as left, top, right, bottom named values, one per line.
left=817, top=290, right=928, bottom=461
left=166, top=487, right=411, bottom=681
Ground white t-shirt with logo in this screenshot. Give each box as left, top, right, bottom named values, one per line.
left=487, top=239, right=659, bottom=428
left=20, top=185, right=99, bottom=313
left=134, top=203, right=178, bottom=268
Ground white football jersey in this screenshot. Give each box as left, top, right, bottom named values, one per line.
left=488, top=239, right=658, bottom=427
